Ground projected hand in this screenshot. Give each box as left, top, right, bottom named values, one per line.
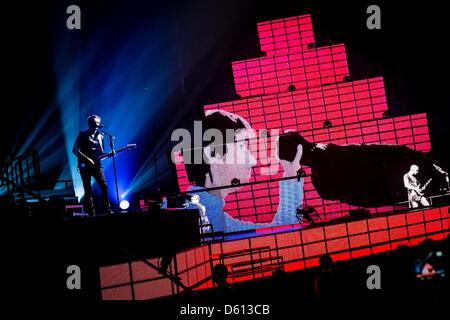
left=315, top=143, right=328, bottom=150
left=281, top=144, right=303, bottom=177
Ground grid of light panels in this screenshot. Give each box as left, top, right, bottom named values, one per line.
left=257, top=14, right=315, bottom=56
left=207, top=77, right=388, bottom=132
left=173, top=13, right=432, bottom=226
left=232, top=44, right=348, bottom=97
left=100, top=206, right=450, bottom=299
left=174, top=113, right=431, bottom=222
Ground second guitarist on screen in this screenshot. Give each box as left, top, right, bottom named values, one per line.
left=403, top=164, right=431, bottom=208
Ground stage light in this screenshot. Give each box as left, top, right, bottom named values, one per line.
left=287, top=84, right=296, bottom=92
left=323, top=120, right=332, bottom=128
left=119, top=199, right=130, bottom=210
left=231, top=178, right=241, bottom=186
left=307, top=43, right=315, bottom=49
left=383, top=110, right=392, bottom=118
left=343, top=75, right=351, bottom=82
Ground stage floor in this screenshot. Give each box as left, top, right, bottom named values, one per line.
left=99, top=204, right=450, bottom=300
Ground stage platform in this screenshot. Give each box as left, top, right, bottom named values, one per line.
left=99, top=204, right=450, bottom=300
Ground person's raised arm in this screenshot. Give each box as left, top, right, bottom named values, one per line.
left=273, top=144, right=304, bottom=225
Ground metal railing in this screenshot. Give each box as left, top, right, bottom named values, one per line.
left=0, top=149, right=41, bottom=203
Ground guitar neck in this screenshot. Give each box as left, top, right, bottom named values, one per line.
left=420, top=179, right=432, bottom=191
left=99, top=144, right=136, bottom=160
left=114, top=146, right=130, bottom=153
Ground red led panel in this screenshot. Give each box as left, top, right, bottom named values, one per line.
left=370, top=230, right=390, bottom=244
left=389, top=227, right=408, bottom=240
left=134, top=280, right=173, bottom=300
left=326, top=238, right=349, bottom=252
left=205, top=77, right=388, bottom=132
left=131, top=260, right=160, bottom=282
left=171, top=11, right=432, bottom=226
left=232, top=44, right=349, bottom=97
left=99, top=264, right=130, bottom=288
left=257, top=14, right=315, bottom=56
left=324, top=224, right=348, bottom=239
left=303, top=242, right=327, bottom=257
left=175, top=112, right=431, bottom=222
left=301, top=228, right=325, bottom=243
left=278, top=247, right=303, bottom=261
left=102, top=286, right=133, bottom=300
left=100, top=207, right=450, bottom=300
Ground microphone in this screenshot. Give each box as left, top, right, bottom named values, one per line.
left=99, top=127, right=114, bottom=137
left=97, top=124, right=105, bottom=128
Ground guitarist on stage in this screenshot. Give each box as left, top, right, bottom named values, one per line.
left=72, top=114, right=113, bottom=216
left=403, top=164, right=431, bottom=208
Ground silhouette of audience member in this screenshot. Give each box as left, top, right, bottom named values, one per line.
left=387, top=244, right=415, bottom=300
left=271, top=268, right=287, bottom=287
left=210, top=264, right=238, bottom=304
left=269, top=268, right=297, bottom=313
left=314, top=254, right=337, bottom=303
left=269, top=269, right=288, bottom=299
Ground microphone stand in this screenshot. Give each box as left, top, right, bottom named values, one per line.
left=100, top=128, right=120, bottom=207
left=433, top=164, right=450, bottom=191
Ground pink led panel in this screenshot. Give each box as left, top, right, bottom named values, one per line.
left=173, top=13, right=432, bottom=227
left=206, top=77, right=388, bottom=132
left=174, top=113, right=431, bottom=222
left=232, top=44, right=349, bottom=97
left=257, top=14, right=315, bottom=56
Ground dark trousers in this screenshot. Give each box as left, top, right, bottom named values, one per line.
left=80, top=166, right=111, bottom=216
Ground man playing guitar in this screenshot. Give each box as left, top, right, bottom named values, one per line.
left=72, top=114, right=113, bottom=216
left=403, top=164, right=431, bottom=208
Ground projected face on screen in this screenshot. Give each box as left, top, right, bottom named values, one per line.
left=204, top=128, right=256, bottom=198
left=177, top=109, right=304, bottom=233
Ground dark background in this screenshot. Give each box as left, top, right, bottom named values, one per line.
left=1, top=0, right=449, bottom=308
left=3, top=0, right=449, bottom=198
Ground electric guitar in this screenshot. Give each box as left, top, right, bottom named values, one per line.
left=98, top=144, right=137, bottom=161
left=409, top=178, right=432, bottom=202
left=80, top=144, right=137, bottom=168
